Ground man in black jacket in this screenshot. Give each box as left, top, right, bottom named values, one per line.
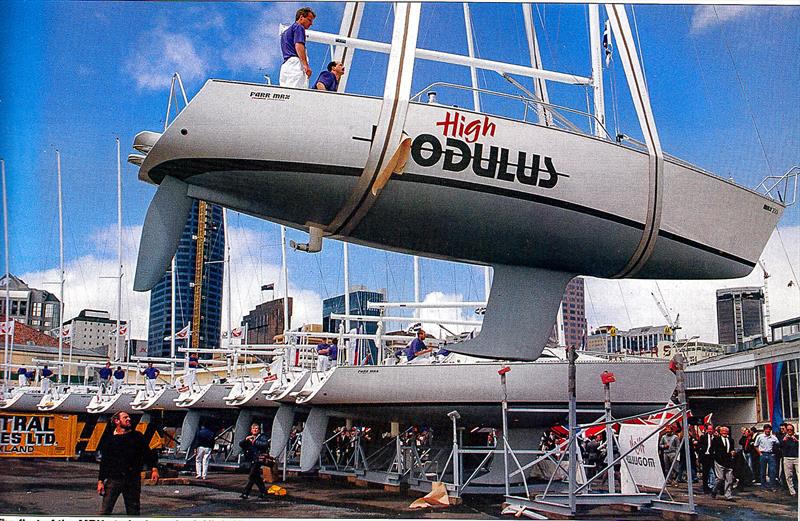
left=696, top=424, right=716, bottom=493
left=97, top=411, right=159, bottom=515
left=239, top=422, right=270, bottom=499
left=710, top=425, right=736, bottom=500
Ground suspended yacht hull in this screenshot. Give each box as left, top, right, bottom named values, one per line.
left=137, top=81, right=780, bottom=281
left=130, top=386, right=182, bottom=411
left=174, top=382, right=236, bottom=409
left=132, top=81, right=782, bottom=360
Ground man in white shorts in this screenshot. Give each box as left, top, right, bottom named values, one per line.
left=279, top=7, right=315, bottom=88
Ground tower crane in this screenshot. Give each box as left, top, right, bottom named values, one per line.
left=651, top=291, right=680, bottom=337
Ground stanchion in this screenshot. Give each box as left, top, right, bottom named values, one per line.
left=567, top=346, right=577, bottom=515
left=602, top=370, right=616, bottom=493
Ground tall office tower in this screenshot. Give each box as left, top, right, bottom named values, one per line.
left=322, top=286, right=386, bottom=365
left=147, top=201, right=225, bottom=358
left=561, top=277, right=587, bottom=348
left=716, top=286, right=765, bottom=348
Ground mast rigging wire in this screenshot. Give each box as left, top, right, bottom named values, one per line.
left=712, top=6, right=774, bottom=177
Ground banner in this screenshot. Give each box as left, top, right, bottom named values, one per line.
left=618, top=423, right=664, bottom=493
left=0, top=413, right=77, bottom=458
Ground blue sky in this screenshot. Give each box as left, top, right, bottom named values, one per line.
left=1, top=2, right=798, bottom=342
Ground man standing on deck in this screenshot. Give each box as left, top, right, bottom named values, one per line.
left=97, top=411, right=159, bottom=515
left=140, top=362, right=160, bottom=396
left=111, top=366, right=125, bottom=394
left=98, top=362, right=113, bottom=394
left=17, top=367, right=28, bottom=387
left=185, top=352, right=200, bottom=392
left=314, top=61, right=345, bottom=92
left=40, top=365, right=54, bottom=395
left=279, top=7, right=315, bottom=88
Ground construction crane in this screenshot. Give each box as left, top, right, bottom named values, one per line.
left=651, top=290, right=680, bottom=337
left=759, top=260, right=771, bottom=342
left=191, top=200, right=208, bottom=349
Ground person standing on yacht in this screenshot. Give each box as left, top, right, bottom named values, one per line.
left=185, top=352, right=200, bottom=392
left=17, top=367, right=28, bottom=387
left=316, top=338, right=339, bottom=372
left=279, top=7, right=315, bottom=89
left=140, top=363, right=160, bottom=397
left=40, top=365, right=54, bottom=395
left=314, top=61, right=345, bottom=92
left=98, top=362, right=113, bottom=394
left=111, top=366, right=125, bottom=394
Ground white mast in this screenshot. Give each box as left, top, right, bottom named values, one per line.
left=56, top=150, right=66, bottom=383
left=462, top=3, right=481, bottom=113
left=588, top=5, right=606, bottom=137
left=170, top=255, right=176, bottom=381
left=281, top=226, right=290, bottom=337
left=115, top=138, right=123, bottom=362
left=1, top=160, right=9, bottom=383
left=413, top=256, right=420, bottom=319
left=522, top=3, right=551, bottom=125
left=343, top=242, right=350, bottom=334
left=223, top=209, right=232, bottom=349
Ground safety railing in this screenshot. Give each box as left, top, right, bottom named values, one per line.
left=685, top=368, right=756, bottom=390
left=755, top=165, right=798, bottom=206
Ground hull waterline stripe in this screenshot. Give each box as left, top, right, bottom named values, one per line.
left=147, top=158, right=755, bottom=270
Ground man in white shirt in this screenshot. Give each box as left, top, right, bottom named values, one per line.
left=754, top=424, right=781, bottom=489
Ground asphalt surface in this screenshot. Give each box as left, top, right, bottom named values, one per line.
left=0, top=459, right=797, bottom=519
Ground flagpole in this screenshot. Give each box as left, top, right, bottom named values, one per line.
left=115, top=137, right=123, bottom=362
left=223, top=209, right=231, bottom=350
left=56, top=150, right=66, bottom=384
left=1, top=159, right=10, bottom=383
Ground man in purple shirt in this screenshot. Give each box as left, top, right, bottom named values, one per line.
left=279, top=7, right=315, bottom=88
left=405, top=329, right=434, bottom=363
left=314, top=61, right=345, bottom=92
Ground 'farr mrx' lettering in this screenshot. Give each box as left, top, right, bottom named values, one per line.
left=410, top=134, right=567, bottom=189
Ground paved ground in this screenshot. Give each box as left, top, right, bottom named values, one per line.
left=0, top=459, right=797, bottom=519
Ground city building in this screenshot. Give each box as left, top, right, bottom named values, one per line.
left=656, top=338, right=724, bottom=365
left=241, top=297, right=293, bottom=344
left=0, top=274, right=61, bottom=334
left=63, top=309, right=126, bottom=357
left=770, top=316, right=800, bottom=343
left=322, top=286, right=386, bottom=365
left=686, top=328, right=799, bottom=433
left=559, top=277, right=587, bottom=348
left=147, top=201, right=225, bottom=358
left=0, top=319, right=107, bottom=384
left=716, top=286, right=765, bottom=349
left=587, top=324, right=675, bottom=355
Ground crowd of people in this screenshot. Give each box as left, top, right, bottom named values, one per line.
left=658, top=421, right=799, bottom=500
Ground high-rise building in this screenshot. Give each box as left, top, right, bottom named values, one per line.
left=559, top=277, right=587, bottom=348
left=0, top=274, right=61, bottom=334
left=241, top=297, right=293, bottom=344
left=147, top=201, right=225, bottom=358
left=716, top=287, right=765, bottom=348
left=322, top=286, right=385, bottom=365
left=587, top=324, right=675, bottom=355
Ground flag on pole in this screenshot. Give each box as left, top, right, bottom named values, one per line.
left=602, top=20, right=613, bottom=67
left=164, top=322, right=191, bottom=341
left=231, top=327, right=243, bottom=339
left=175, top=323, right=191, bottom=340
left=61, top=325, right=71, bottom=338
left=118, top=324, right=128, bottom=337
left=0, top=320, right=14, bottom=335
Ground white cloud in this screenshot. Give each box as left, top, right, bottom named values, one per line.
left=125, top=26, right=209, bottom=91
left=221, top=3, right=298, bottom=74
left=690, top=6, right=750, bottom=34
left=584, top=226, right=800, bottom=343
left=417, top=291, right=481, bottom=339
